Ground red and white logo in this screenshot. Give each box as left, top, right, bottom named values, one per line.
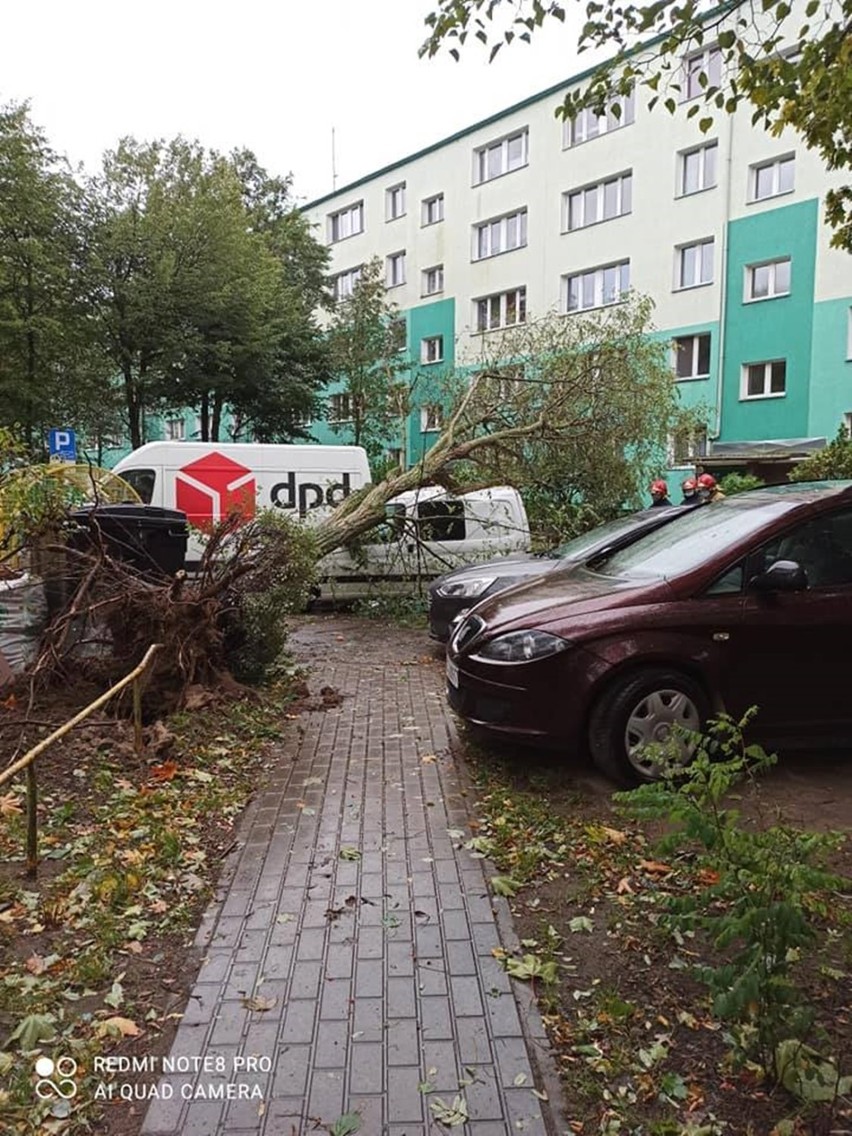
left=175, top=453, right=256, bottom=529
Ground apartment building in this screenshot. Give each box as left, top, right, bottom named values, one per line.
left=302, top=37, right=852, bottom=487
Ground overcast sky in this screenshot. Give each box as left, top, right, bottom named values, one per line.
left=0, top=0, right=593, bottom=204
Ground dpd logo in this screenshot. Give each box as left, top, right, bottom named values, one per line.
left=34, top=1055, right=78, bottom=1100
left=176, top=453, right=256, bottom=528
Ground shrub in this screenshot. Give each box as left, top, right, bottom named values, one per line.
left=718, top=472, right=764, bottom=496
left=789, top=425, right=852, bottom=482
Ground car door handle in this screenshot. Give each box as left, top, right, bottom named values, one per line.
left=713, top=631, right=730, bottom=641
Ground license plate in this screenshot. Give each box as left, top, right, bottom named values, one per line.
left=446, top=658, right=459, bottom=688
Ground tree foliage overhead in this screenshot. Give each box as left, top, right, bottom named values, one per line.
left=313, top=295, right=693, bottom=556
left=325, top=257, right=412, bottom=470
left=420, top=0, right=852, bottom=249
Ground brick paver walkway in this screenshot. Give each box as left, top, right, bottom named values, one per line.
left=142, top=615, right=562, bottom=1135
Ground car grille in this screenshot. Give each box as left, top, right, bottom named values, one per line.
left=451, top=613, right=485, bottom=654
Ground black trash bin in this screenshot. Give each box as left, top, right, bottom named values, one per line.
left=68, top=504, right=188, bottom=578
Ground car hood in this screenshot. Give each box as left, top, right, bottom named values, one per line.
left=431, top=553, right=553, bottom=588
left=462, top=567, right=669, bottom=639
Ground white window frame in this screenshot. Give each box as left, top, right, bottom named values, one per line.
left=675, top=239, right=715, bottom=290
left=673, top=333, right=712, bottom=381
left=422, top=194, right=444, bottom=226
left=164, top=417, right=185, bottom=441
left=386, top=251, right=406, bottom=288
left=473, top=129, right=529, bottom=185
left=745, top=258, right=791, bottom=303
left=847, top=307, right=852, bottom=360
left=386, top=182, right=406, bottom=221
left=472, top=209, right=528, bottom=260
left=565, top=90, right=635, bottom=146
left=749, top=155, right=795, bottom=202
left=329, top=392, right=354, bottom=423
left=332, top=266, right=362, bottom=302
left=328, top=201, right=364, bottom=243
left=741, top=359, right=787, bottom=400
left=420, top=404, right=444, bottom=432
left=563, top=261, right=630, bottom=313
left=683, top=47, right=722, bottom=100
left=564, top=172, right=632, bottom=231
left=474, top=287, right=527, bottom=332
left=421, top=336, right=444, bottom=364
left=422, top=265, right=444, bottom=296
left=678, top=142, right=718, bottom=196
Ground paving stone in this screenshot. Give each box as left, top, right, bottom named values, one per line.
left=141, top=619, right=563, bottom=1136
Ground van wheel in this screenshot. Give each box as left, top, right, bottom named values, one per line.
left=588, top=668, right=708, bottom=786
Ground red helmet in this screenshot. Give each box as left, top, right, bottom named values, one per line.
left=650, top=479, right=668, bottom=494
left=697, top=473, right=717, bottom=489
left=682, top=478, right=697, bottom=491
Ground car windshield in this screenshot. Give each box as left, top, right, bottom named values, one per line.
left=552, top=513, right=651, bottom=560
left=594, top=498, right=801, bottom=579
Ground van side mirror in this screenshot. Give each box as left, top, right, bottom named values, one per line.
left=748, top=559, right=808, bottom=593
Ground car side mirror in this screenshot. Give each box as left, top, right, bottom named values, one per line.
left=748, top=559, right=808, bottom=593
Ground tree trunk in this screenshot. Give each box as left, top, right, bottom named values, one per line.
left=211, top=393, right=223, bottom=443
left=199, top=393, right=210, bottom=442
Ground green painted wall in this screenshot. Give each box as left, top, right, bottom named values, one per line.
left=406, top=297, right=456, bottom=463
left=808, top=298, right=852, bottom=441
left=720, top=198, right=818, bottom=443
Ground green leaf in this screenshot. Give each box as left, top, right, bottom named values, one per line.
left=104, top=981, right=124, bottom=1009
left=329, top=1111, right=362, bottom=1136
left=5, top=1012, right=57, bottom=1050
left=569, top=916, right=594, bottom=933
left=339, top=846, right=361, bottom=861
left=491, top=875, right=521, bottom=897
left=429, top=1094, right=470, bottom=1127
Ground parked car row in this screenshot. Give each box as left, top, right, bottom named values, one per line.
left=444, top=482, right=852, bottom=784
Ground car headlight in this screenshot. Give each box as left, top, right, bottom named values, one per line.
left=436, top=576, right=497, bottom=599
left=473, top=630, right=571, bottom=663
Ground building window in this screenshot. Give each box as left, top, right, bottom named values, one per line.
left=683, top=47, right=721, bottom=100
left=564, top=261, right=630, bottom=312
left=388, top=317, right=407, bottom=353
left=420, top=404, right=444, bottom=431
left=670, top=424, right=708, bottom=465
left=745, top=258, right=791, bottom=302
left=674, top=333, right=711, bottom=380
left=329, top=392, right=353, bottom=422
left=422, top=194, right=444, bottom=225
left=473, top=209, right=528, bottom=260
left=386, top=182, right=406, bottom=220
left=421, top=336, right=444, bottom=364
left=332, top=266, right=362, bottom=302
left=422, top=265, right=444, bottom=296
left=847, top=307, right=852, bottom=360
left=473, top=129, right=528, bottom=184
left=566, top=90, right=635, bottom=146
left=386, top=251, right=406, bottom=288
left=678, top=142, right=718, bottom=196
left=164, top=417, right=185, bottom=441
left=742, top=359, right=787, bottom=399
left=676, top=239, right=714, bottom=289
left=564, top=173, right=632, bottom=231
left=474, top=287, right=527, bottom=332
left=750, top=155, right=795, bottom=202
left=328, top=201, right=364, bottom=243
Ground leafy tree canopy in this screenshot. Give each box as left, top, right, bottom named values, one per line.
left=420, top=0, right=852, bottom=249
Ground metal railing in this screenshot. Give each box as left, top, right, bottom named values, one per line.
left=0, top=643, right=162, bottom=876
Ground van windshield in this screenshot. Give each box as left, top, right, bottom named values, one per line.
left=594, top=498, right=801, bottom=580
left=118, top=468, right=155, bottom=505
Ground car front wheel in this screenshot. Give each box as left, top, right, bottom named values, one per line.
left=588, top=668, right=708, bottom=786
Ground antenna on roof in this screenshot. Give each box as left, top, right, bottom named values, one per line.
left=331, top=127, right=337, bottom=191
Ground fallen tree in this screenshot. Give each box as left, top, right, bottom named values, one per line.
left=311, top=296, right=697, bottom=557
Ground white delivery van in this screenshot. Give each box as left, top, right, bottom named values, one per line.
left=317, top=485, right=530, bottom=601
left=113, top=442, right=371, bottom=567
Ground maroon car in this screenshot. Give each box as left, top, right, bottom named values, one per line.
left=446, top=481, right=852, bottom=784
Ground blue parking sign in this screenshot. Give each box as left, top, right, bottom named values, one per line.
left=48, top=429, right=77, bottom=463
